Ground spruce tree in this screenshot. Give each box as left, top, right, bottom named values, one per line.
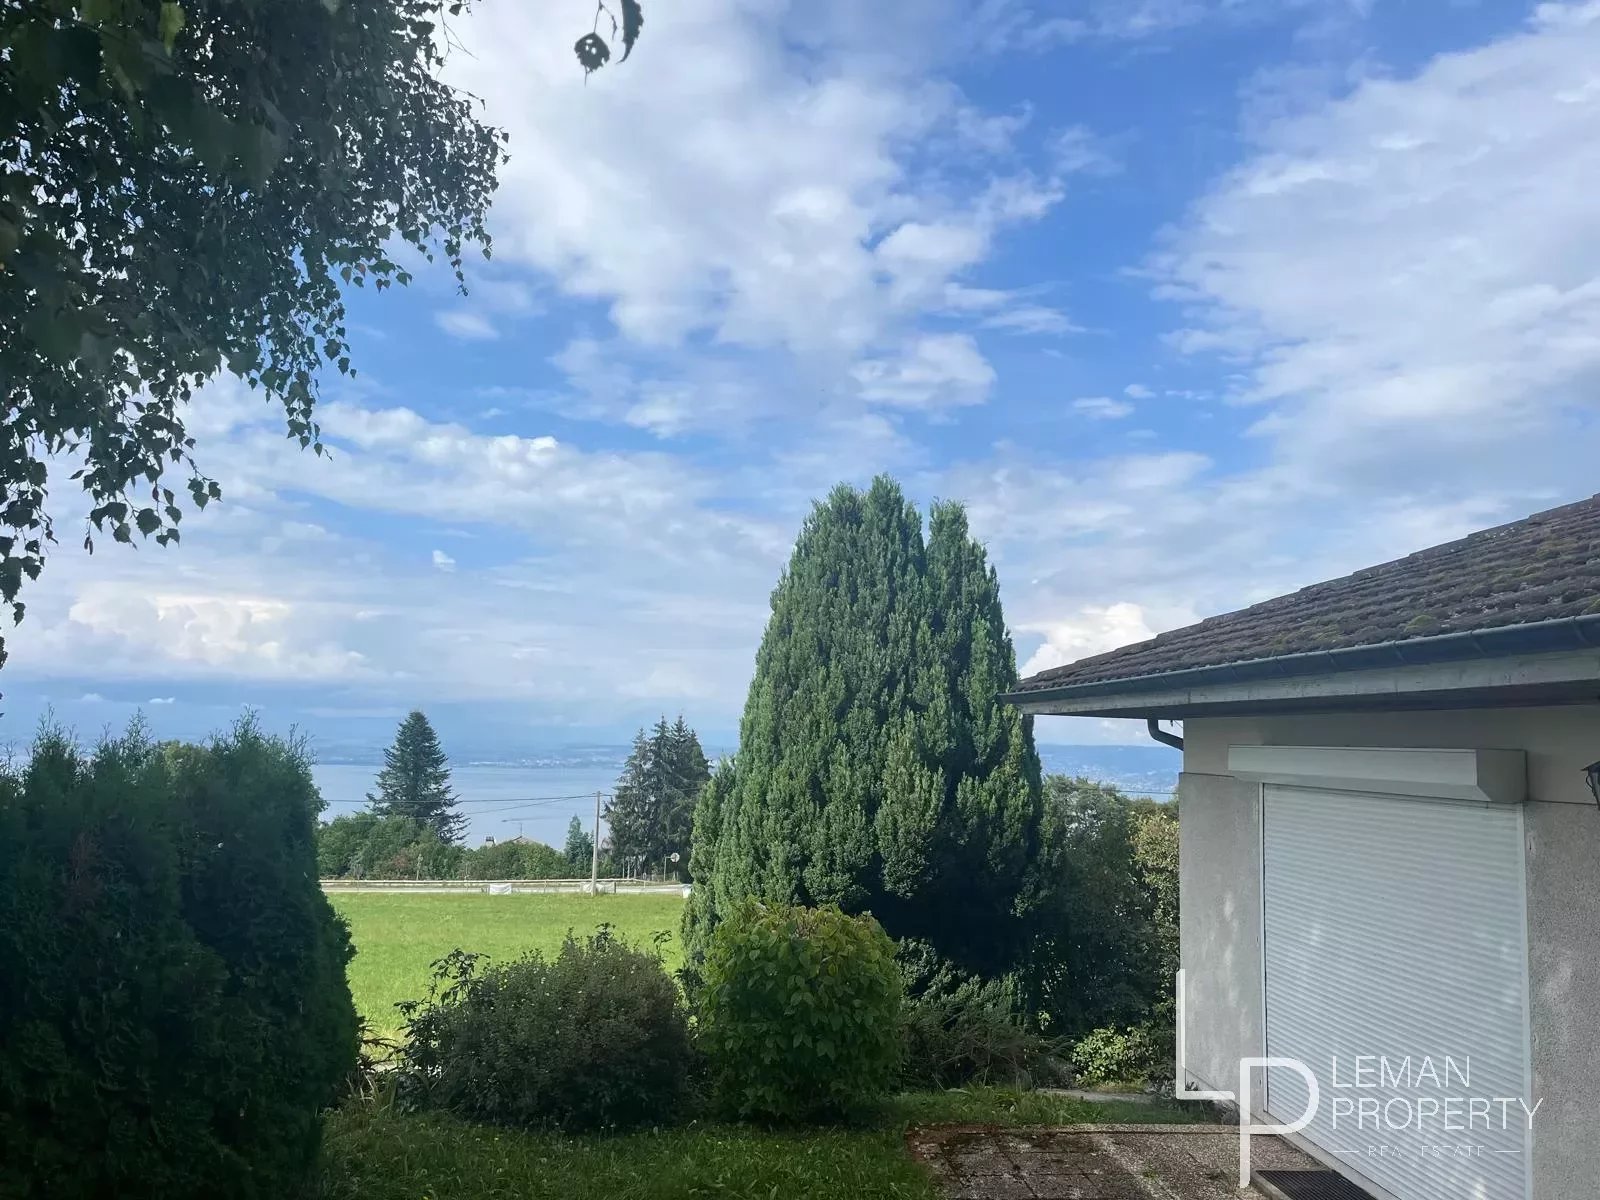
left=606, top=730, right=656, bottom=874
left=683, top=477, right=1044, bottom=980
left=367, top=711, right=464, bottom=844
left=607, top=717, right=711, bottom=877
left=661, top=716, right=711, bottom=877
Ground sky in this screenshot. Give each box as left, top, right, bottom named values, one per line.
left=8, top=0, right=1600, bottom=757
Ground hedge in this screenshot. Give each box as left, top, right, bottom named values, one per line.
left=0, top=719, right=358, bottom=1199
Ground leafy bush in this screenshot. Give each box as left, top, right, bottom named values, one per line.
left=1068, top=1022, right=1175, bottom=1088
left=462, top=837, right=572, bottom=880
left=397, top=929, right=693, bottom=1131
left=0, top=720, right=358, bottom=1199
left=317, top=811, right=461, bottom=879
left=699, top=902, right=902, bottom=1121
left=1021, top=778, right=1179, bottom=1037
left=316, top=815, right=583, bottom=881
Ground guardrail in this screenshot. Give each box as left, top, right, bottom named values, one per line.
left=320, top=877, right=690, bottom=896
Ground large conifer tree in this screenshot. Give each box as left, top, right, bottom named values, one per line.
left=684, top=477, right=1044, bottom=980
left=367, top=710, right=463, bottom=844
left=607, top=730, right=656, bottom=874
left=607, top=717, right=711, bottom=877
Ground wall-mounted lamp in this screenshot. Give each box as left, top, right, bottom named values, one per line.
left=1584, top=761, right=1600, bottom=809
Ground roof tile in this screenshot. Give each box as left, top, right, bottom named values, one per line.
left=1013, top=493, right=1600, bottom=694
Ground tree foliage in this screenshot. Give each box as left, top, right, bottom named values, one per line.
left=315, top=812, right=582, bottom=880
left=607, top=715, right=710, bottom=879
left=0, top=718, right=357, bottom=1198
left=469, top=836, right=570, bottom=881
left=563, top=814, right=594, bottom=874
left=684, top=476, right=1045, bottom=981
left=0, top=0, right=644, bottom=673
left=367, top=710, right=463, bottom=843
left=1021, top=777, right=1179, bottom=1035
left=316, top=811, right=463, bottom=879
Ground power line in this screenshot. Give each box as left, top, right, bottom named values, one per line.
left=345, top=792, right=602, bottom=815
left=463, top=794, right=611, bottom=818
left=497, top=811, right=585, bottom=824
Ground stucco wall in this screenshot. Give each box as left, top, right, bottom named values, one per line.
left=1177, top=769, right=1263, bottom=1097
left=1182, top=704, right=1600, bottom=1200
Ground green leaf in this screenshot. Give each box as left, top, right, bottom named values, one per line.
left=574, top=32, right=610, bottom=74
left=619, top=0, right=643, bottom=61
left=241, top=122, right=289, bottom=189
left=135, top=508, right=161, bottom=537
left=79, top=0, right=116, bottom=26
left=159, top=2, right=186, bottom=51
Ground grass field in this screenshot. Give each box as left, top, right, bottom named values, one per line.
left=330, top=891, right=687, bottom=1036
left=316, top=1090, right=1197, bottom=1200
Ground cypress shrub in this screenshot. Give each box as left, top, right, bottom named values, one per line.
left=0, top=719, right=358, bottom=1199
left=683, top=477, right=1046, bottom=982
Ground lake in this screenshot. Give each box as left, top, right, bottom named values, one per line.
left=313, top=762, right=623, bottom=848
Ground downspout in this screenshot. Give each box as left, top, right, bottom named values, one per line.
left=1146, top=717, right=1184, bottom=752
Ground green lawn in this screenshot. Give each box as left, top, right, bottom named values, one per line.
left=316, top=1089, right=1199, bottom=1200
left=330, top=891, right=687, bottom=1037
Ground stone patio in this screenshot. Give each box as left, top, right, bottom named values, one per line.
left=906, top=1124, right=1325, bottom=1200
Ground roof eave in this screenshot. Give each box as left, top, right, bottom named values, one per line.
left=1002, top=612, right=1600, bottom=714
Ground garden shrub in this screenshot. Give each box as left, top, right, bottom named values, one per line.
left=396, top=928, right=694, bottom=1131
left=1068, top=1021, right=1175, bottom=1089
left=699, top=901, right=902, bottom=1121
left=0, top=719, right=358, bottom=1200
left=900, top=976, right=1057, bottom=1090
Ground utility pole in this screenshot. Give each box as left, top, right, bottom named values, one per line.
left=590, top=790, right=602, bottom=896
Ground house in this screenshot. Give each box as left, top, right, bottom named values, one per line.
left=1005, top=495, right=1600, bottom=1200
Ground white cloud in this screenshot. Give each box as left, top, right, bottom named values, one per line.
left=973, top=0, right=1368, bottom=54
left=1018, top=601, right=1163, bottom=676
left=982, top=305, right=1081, bottom=335
left=27, top=0, right=1591, bottom=760
left=434, top=310, right=499, bottom=341
left=432, top=549, right=456, bottom=572
left=959, top=3, right=1600, bottom=737
left=853, top=333, right=996, bottom=408
left=470, top=278, right=538, bottom=314
left=1071, top=396, right=1135, bottom=419
left=78, top=692, right=105, bottom=703
left=440, top=0, right=1075, bottom=378
left=1050, top=124, right=1120, bottom=175
left=48, top=586, right=370, bottom=683
left=148, top=697, right=176, bottom=705
left=1154, top=2, right=1600, bottom=500
left=941, top=284, right=1013, bottom=312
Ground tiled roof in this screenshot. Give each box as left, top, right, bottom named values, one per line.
left=1012, top=494, right=1600, bottom=695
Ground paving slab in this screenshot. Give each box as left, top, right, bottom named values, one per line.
left=907, top=1124, right=1327, bottom=1200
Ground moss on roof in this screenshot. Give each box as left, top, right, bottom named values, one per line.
left=1013, top=494, right=1600, bottom=694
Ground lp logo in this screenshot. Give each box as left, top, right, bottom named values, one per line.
left=1173, top=970, right=1321, bottom=1187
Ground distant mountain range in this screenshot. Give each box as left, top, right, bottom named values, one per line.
left=1035, top=743, right=1180, bottom=798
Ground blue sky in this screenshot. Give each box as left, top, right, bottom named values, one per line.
left=8, top=0, right=1600, bottom=755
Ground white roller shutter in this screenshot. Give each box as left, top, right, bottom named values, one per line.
left=1262, top=784, right=1531, bottom=1200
